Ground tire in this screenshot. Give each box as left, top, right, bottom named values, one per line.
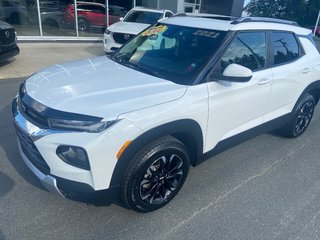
left=279, top=93, right=315, bottom=138
left=121, top=136, right=190, bottom=212
left=78, top=17, right=89, bottom=32
left=9, top=12, right=22, bottom=24
left=43, top=19, right=59, bottom=29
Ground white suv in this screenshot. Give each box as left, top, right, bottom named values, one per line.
left=13, top=16, right=320, bottom=212
left=103, top=7, right=174, bottom=53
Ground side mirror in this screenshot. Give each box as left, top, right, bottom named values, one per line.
left=120, top=17, right=124, bottom=21
left=221, top=63, right=253, bottom=82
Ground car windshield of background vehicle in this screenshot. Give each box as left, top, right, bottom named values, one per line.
left=111, top=24, right=227, bottom=84
left=124, top=11, right=163, bottom=24
left=110, top=6, right=127, bottom=17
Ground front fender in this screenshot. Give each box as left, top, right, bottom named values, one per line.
left=109, top=119, right=204, bottom=188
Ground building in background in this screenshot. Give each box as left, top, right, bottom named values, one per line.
left=0, top=0, right=244, bottom=40
left=136, top=0, right=244, bottom=17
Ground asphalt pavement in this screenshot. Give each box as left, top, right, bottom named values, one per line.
left=0, top=76, right=320, bottom=240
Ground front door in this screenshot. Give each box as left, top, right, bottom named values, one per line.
left=205, top=31, right=272, bottom=151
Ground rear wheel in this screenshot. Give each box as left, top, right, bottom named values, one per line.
left=121, top=136, right=190, bottom=212
left=78, top=17, right=89, bottom=31
left=43, top=19, right=59, bottom=29
left=279, top=93, right=315, bottom=138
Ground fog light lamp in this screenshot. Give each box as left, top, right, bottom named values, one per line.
left=56, top=145, right=90, bottom=170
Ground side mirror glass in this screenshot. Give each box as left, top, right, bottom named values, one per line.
left=221, top=63, right=253, bottom=82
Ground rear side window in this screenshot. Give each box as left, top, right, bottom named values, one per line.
left=220, top=32, right=266, bottom=72
left=271, top=32, right=299, bottom=65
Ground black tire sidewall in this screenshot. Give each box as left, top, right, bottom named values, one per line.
left=123, top=139, right=190, bottom=212
left=291, top=94, right=315, bottom=137
left=78, top=18, right=89, bottom=31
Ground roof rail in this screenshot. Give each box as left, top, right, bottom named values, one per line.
left=172, top=12, right=235, bottom=21
left=232, top=17, right=299, bottom=26
left=172, top=13, right=187, bottom=17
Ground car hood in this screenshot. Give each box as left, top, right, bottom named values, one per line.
left=108, top=21, right=150, bottom=35
left=25, top=56, right=187, bottom=119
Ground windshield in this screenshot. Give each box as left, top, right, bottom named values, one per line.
left=110, top=6, right=127, bottom=17
left=124, top=10, right=163, bottom=24
left=112, top=24, right=227, bottom=84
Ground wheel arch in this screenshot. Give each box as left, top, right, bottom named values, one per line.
left=109, top=119, right=204, bottom=188
left=295, top=80, right=320, bottom=107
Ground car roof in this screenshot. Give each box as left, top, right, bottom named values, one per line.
left=161, top=16, right=312, bottom=35
left=130, top=7, right=169, bottom=14
left=161, top=17, right=233, bottom=31
left=76, top=2, right=105, bottom=7
left=182, top=12, right=235, bottom=21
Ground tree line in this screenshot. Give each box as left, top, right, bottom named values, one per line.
left=245, top=0, right=320, bottom=27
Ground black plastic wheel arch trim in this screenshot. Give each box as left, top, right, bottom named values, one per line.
left=109, top=119, right=203, bottom=187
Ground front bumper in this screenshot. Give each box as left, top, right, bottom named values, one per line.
left=103, top=33, right=122, bottom=53
left=12, top=96, right=142, bottom=196
left=0, top=45, right=19, bottom=62
left=17, top=140, right=65, bottom=197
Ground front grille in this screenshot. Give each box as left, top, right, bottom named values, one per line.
left=15, top=126, right=50, bottom=175
left=113, top=33, right=135, bottom=44
left=0, top=29, right=15, bottom=46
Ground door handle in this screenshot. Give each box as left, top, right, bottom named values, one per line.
left=302, top=67, right=312, bottom=74
left=258, top=78, right=270, bottom=85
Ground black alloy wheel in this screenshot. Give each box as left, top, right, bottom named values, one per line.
left=293, top=99, right=315, bottom=137
left=78, top=18, right=89, bottom=31
left=121, top=136, right=190, bottom=212
left=139, top=153, right=184, bottom=205
left=279, top=93, right=316, bottom=138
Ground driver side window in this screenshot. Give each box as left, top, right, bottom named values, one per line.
left=220, top=32, right=266, bottom=72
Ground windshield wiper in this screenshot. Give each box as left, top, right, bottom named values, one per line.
left=121, top=61, right=164, bottom=79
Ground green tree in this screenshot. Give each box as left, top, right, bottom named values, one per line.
left=245, top=0, right=320, bottom=27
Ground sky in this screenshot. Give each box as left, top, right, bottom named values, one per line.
left=244, top=0, right=250, bottom=6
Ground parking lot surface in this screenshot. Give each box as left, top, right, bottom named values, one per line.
left=1, top=41, right=320, bottom=239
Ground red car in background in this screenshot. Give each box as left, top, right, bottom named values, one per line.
left=315, top=26, right=320, bottom=37
left=65, top=2, right=127, bottom=31
left=309, top=26, right=320, bottom=37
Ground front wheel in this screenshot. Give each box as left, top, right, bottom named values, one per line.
left=279, top=93, right=315, bottom=138
left=121, top=136, right=190, bottom=212
left=78, top=17, right=89, bottom=32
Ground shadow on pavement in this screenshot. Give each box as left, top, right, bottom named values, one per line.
left=0, top=228, right=5, bottom=240
left=0, top=58, right=16, bottom=67
left=0, top=104, right=46, bottom=192
left=0, top=78, right=47, bottom=193
left=0, top=171, right=14, bottom=197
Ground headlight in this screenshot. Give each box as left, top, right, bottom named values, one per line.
left=105, top=29, right=111, bottom=34
left=48, top=118, right=119, bottom=133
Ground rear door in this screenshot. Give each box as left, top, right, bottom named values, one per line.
left=264, top=31, right=311, bottom=122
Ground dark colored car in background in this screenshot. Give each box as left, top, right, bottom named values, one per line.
left=65, top=2, right=126, bottom=32
left=39, top=1, right=68, bottom=29
left=0, top=0, right=28, bottom=25
left=0, top=20, right=19, bottom=62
